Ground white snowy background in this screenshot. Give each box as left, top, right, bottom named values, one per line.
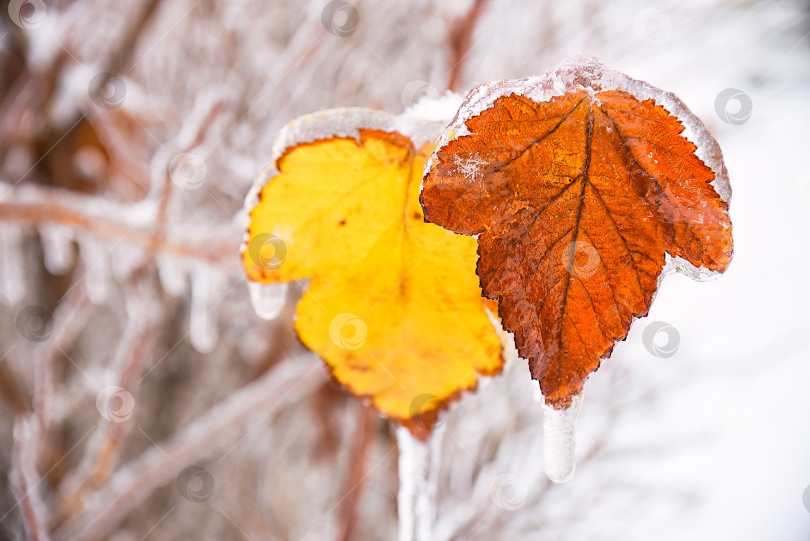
left=0, top=0, right=808, bottom=540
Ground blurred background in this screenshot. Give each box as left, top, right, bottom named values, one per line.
left=1, top=0, right=809, bottom=539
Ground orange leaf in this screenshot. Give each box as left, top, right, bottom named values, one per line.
left=420, top=58, right=733, bottom=408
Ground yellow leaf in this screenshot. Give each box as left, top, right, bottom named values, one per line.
left=242, top=109, right=504, bottom=439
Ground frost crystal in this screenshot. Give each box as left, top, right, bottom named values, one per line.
left=453, top=154, right=487, bottom=184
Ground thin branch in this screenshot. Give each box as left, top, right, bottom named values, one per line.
left=34, top=284, right=92, bottom=449
left=10, top=417, right=51, bottom=541
left=53, top=271, right=161, bottom=525
left=396, top=428, right=443, bottom=541
left=51, top=354, right=327, bottom=541
left=445, top=0, right=490, bottom=92
left=335, top=404, right=377, bottom=541
left=0, top=184, right=235, bottom=264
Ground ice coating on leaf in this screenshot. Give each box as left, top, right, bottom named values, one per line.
left=402, top=91, right=463, bottom=123
left=540, top=392, right=582, bottom=483
left=242, top=105, right=456, bottom=246
left=248, top=282, right=287, bottom=320
left=425, top=55, right=731, bottom=283
left=39, top=223, right=76, bottom=276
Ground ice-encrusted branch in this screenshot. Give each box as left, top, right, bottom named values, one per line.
left=55, top=272, right=160, bottom=517
left=52, top=354, right=327, bottom=541
left=396, top=427, right=443, bottom=541
left=0, top=182, right=235, bottom=264
left=10, top=417, right=51, bottom=541
left=33, top=284, right=92, bottom=454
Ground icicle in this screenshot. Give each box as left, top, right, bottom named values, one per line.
left=156, top=253, right=189, bottom=298
left=39, top=223, right=76, bottom=276
left=76, top=234, right=112, bottom=305
left=539, top=392, right=583, bottom=483
left=189, top=265, right=226, bottom=354
left=396, top=427, right=442, bottom=541
left=248, top=281, right=287, bottom=320
left=0, top=225, right=26, bottom=305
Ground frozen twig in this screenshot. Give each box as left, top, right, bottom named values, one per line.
left=396, top=428, right=443, bottom=541
left=0, top=182, right=235, bottom=263
left=55, top=271, right=160, bottom=521
left=10, top=417, right=51, bottom=541
left=335, top=404, right=377, bottom=541
left=445, top=0, right=489, bottom=92
left=34, top=284, right=92, bottom=453
left=52, top=353, right=327, bottom=541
